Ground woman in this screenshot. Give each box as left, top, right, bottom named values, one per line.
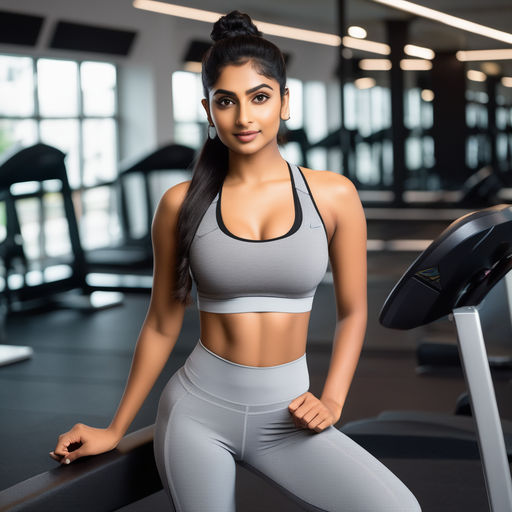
left=50, top=10, right=422, bottom=512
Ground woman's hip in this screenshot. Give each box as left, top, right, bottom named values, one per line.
left=180, top=337, right=310, bottom=406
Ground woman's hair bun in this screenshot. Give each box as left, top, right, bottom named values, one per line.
left=210, top=10, right=262, bottom=43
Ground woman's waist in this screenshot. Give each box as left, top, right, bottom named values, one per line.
left=198, top=310, right=310, bottom=367
left=182, top=338, right=310, bottom=406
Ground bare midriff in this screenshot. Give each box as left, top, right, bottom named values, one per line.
left=199, top=310, right=311, bottom=367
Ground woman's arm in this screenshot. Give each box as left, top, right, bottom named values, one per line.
left=108, top=181, right=191, bottom=439
left=319, top=174, right=368, bottom=417
left=287, top=172, right=367, bottom=431
left=51, top=181, right=192, bottom=464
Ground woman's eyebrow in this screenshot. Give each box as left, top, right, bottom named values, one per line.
left=212, top=83, right=274, bottom=97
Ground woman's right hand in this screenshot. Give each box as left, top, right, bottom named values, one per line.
left=49, top=423, right=122, bottom=465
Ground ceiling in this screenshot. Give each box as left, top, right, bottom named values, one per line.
left=168, top=0, right=512, bottom=77
left=172, top=0, right=512, bottom=58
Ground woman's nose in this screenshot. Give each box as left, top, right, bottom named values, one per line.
left=236, top=101, right=251, bottom=125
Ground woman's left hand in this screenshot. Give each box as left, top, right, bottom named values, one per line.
left=288, top=392, right=342, bottom=433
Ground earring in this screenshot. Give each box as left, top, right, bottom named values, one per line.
left=208, top=124, right=217, bottom=139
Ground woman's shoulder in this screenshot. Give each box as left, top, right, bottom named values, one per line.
left=298, top=166, right=358, bottom=202
left=152, top=180, right=193, bottom=230
left=159, top=179, right=193, bottom=211
left=296, top=167, right=362, bottom=237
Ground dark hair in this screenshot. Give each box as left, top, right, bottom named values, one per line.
left=172, top=10, right=288, bottom=306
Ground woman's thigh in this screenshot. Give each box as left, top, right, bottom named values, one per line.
left=243, top=407, right=422, bottom=512
left=153, top=369, right=242, bottom=512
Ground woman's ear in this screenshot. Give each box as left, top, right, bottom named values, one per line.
left=201, top=98, right=213, bottom=124
left=280, top=88, right=290, bottom=121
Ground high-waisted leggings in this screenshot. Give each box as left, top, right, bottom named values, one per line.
left=153, top=338, right=422, bottom=511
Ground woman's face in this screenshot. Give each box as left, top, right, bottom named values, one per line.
left=201, top=60, right=289, bottom=155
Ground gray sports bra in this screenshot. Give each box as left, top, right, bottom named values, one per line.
left=188, top=161, right=329, bottom=313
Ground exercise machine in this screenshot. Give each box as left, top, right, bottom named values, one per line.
left=341, top=203, right=512, bottom=512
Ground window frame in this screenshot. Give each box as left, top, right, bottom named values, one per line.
left=0, top=52, right=122, bottom=254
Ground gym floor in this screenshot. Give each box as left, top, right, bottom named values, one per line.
left=1, top=250, right=511, bottom=511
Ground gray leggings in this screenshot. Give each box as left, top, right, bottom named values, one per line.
left=153, top=339, right=422, bottom=511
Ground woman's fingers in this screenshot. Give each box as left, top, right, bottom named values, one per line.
left=50, top=425, right=121, bottom=465
left=288, top=392, right=336, bottom=432
left=52, top=424, right=86, bottom=464
left=49, top=450, right=63, bottom=462
left=57, top=443, right=87, bottom=464
left=312, top=417, right=332, bottom=433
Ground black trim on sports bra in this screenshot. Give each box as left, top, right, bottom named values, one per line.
left=295, top=165, right=330, bottom=245
left=216, top=160, right=303, bottom=243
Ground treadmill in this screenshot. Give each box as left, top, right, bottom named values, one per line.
left=340, top=203, right=512, bottom=512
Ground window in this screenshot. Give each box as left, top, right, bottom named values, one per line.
left=404, top=87, right=435, bottom=188
left=0, top=54, right=120, bottom=254
left=344, top=82, right=393, bottom=186
left=172, top=70, right=205, bottom=148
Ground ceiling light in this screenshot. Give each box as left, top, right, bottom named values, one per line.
left=359, top=59, right=392, bottom=70
left=256, top=22, right=340, bottom=46
left=467, top=70, right=487, bottom=82
left=369, top=0, right=512, bottom=44
left=400, top=59, right=432, bottom=70
left=404, top=44, right=435, bottom=60
left=343, top=36, right=391, bottom=55
left=355, top=77, right=376, bottom=89
left=184, top=61, right=202, bottom=73
left=348, top=26, right=367, bottom=39
left=421, top=89, right=434, bottom=101
left=501, top=77, right=512, bottom=87
left=456, top=49, right=512, bottom=61
left=133, top=0, right=219, bottom=22
left=480, top=62, right=501, bottom=75
left=133, top=0, right=341, bottom=46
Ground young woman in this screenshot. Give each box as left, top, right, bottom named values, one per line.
left=50, top=10, right=422, bottom=512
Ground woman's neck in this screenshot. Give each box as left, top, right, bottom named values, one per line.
left=226, top=144, right=287, bottom=185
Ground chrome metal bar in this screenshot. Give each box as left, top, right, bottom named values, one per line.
left=453, top=305, right=512, bottom=512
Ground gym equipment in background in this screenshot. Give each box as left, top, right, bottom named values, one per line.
left=460, top=165, right=505, bottom=207
left=84, top=142, right=195, bottom=292
left=0, top=143, right=123, bottom=315
left=341, top=203, right=512, bottom=512
left=0, top=290, right=33, bottom=366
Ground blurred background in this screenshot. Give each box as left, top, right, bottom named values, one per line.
left=0, top=1, right=511, bottom=511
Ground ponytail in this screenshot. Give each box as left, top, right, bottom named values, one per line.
left=172, top=10, right=287, bottom=305
left=173, top=135, right=228, bottom=305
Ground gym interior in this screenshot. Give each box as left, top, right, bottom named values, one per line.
left=0, top=1, right=511, bottom=511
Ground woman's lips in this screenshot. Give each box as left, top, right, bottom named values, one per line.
left=235, top=131, right=260, bottom=142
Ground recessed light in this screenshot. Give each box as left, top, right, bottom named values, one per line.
left=421, top=89, right=434, bottom=101
left=456, top=49, right=512, bottom=61
left=348, top=26, right=367, bottom=39
left=369, top=0, right=512, bottom=44
left=404, top=44, right=435, bottom=60
left=343, top=36, right=390, bottom=55
left=467, top=70, right=487, bottom=82
left=355, top=77, right=376, bottom=89
left=400, top=59, right=432, bottom=71
left=359, top=59, right=392, bottom=70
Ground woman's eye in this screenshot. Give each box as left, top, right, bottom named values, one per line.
left=254, top=94, right=269, bottom=103
left=217, top=98, right=234, bottom=106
